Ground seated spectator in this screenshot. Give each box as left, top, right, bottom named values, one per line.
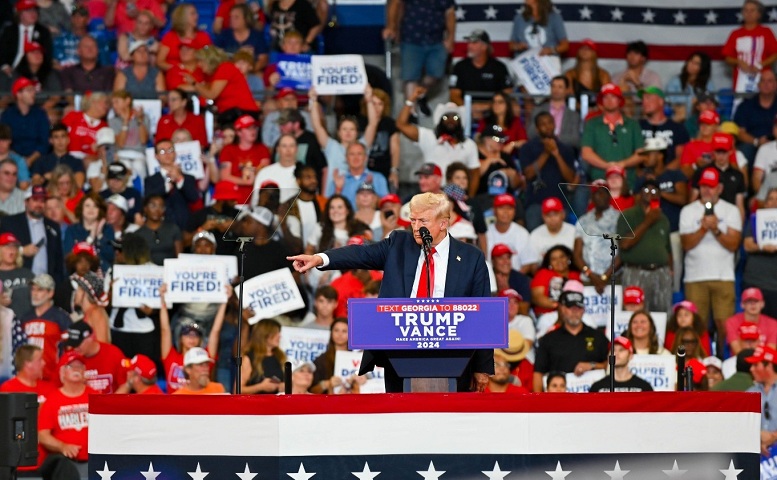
left=306, top=194, right=359, bottom=253
left=253, top=135, right=301, bottom=205
left=670, top=326, right=705, bottom=359
left=2, top=42, right=61, bottom=113
left=215, top=3, right=268, bottom=72
left=533, top=289, right=608, bottom=392
left=120, top=354, right=164, bottom=394
left=689, top=133, right=746, bottom=221
left=144, top=140, right=200, bottom=231
left=449, top=30, right=513, bottom=118
left=726, top=287, right=777, bottom=355
left=164, top=39, right=204, bottom=93
left=0, top=345, right=56, bottom=403
left=157, top=3, right=212, bottom=72
left=135, top=194, right=183, bottom=265
left=192, top=46, right=259, bottom=125
left=680, top=167, right=741, bottom=354
left=623, top=309, right=670, bottom=355
left=527, top=76, right=581, bottom=150
left=639, top=87, right=690, bottom=168
left=241, top=318, right=286, bottom=394
left=503, top=288, right=536, bottom=365
left=744, top=187, right=777, bottom=318
left=287, top=359, right=314, bottom=394
left=55, top=242, right=99, bottom=313
left=310, top=318, right=355, bottom=393
left=0, top=0, right=53, bottom=74
left=0, top=124, right=31, bottom=190
left=61, top=91, right=109, bottom=162
left=665, top=51, right=715, bottom=123
left=713, top=348, right=755, bottom=391
left=486, top=194, right=540, bottom=275
left=563, top=39, right=610, bottom=108
left=530, top=245, right=580, bottom=316
left=0, top=235, right=34, bottom=319
left=0, top=160, right=25, bottom=216
left=47, top=164, right=82, bottom=224
left=60, top=36, right=115, bottom=95
left=300, top=285, right=338, bottom=330
left=63, top=192, right=115, bottom=272
left=529, top=197, right=575, bottom=257
left=104, top=0, right=166, bottom=36
left=113, top=42, right=164, bottom=99
left=475, top=125, right=523, bottom=199
left=155, top=89, right=207, bottom=148
left=490, top=244, right=531, bottom=314
left=268, top=0, right=321, bottom=52
left=733, top=68, right=777, bottom=163
left=173, top=347, right=226, bottom=394
left=545, top=371, right=567, bottom=392
left=664, top=300, right=712, bottom=357
left=589, top=336, right=653, bottom=392
left=218, top=115, right=270, bottom=204
left=232, top=50, right=264, bottom=107
left=99, top=162, right=142, bottom=222
left=572, top=183, right=620, bottom=293
left=487, top=348, right=530, bottom=394
left=612, top=41, right=662, bottom=110
left=115, top=10, right=159, bottom=69
left=746, top=345, right=777, bottom=455
left=704, top=356, right=724, bottom=389
left=603, top=165, right=635, bottom=210
left=62, top=321, right=124, bottom=393
left=509, top=0, right=569, bottom=58
left=31, top=123, right=84, bottom=188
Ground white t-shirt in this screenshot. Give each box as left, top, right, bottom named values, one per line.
left=448, top=217, right=477, bottom=241
left=306, top=224, right=350, bottom=251
left=510, top=314, right=537, bottom=364
left=486, top=222, right=540, bottom=271
left=754, top=140, right=777, bottom=176
left=253, top=162, right=297, bottom=204
left=417, top=127, right=479, bottom=183
left=679, top=199, right=741, bottom=283
left=529, top=222, right=576, bottom=258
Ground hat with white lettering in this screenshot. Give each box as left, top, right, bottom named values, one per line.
left=184, top=347, right=214, bottom=367
left=558, top=290, right=585, bottom=308
left=643, top=137, right=668, bottom=152
left=106, top=194, right=129, bottom=213
left=496, top=329, right=527, bottom=362
left=192, top=230, right=217, bottom=246
left=248, top=206, right=274, bottom=227
left=128, top=40, right=148, bottom=55
left=623, top=285, right=644, bottom=305
left=63, top=321, right=93, bottom=348
left=291, top=358, right=316, bottom=373
left=746, top=345, right=777, bottom=364
left=70, top=272, right=109, bottom=307
left=739, top=321, right=761, bottom=341
left=686, top=358, right=708, bottom=383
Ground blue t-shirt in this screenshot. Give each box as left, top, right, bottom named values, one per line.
left=734, top=96, right=777, bottom=139
left=634, top=170, right=687, bottom=232
left=509, top=11, right=567, bottom=50
left=400, top=0, right=455, bottom=46
left=215, top=29, right=269, bottom=56
left=32, top=153, right=85, bottom=177
left=640, top=118, right=690, bottom=166
left=518, top=136, right=576, bottom=206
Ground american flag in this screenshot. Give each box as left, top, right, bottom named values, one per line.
left=454, top=0, right=777, bottom=60
left=88, top=392, right=760, bottom=479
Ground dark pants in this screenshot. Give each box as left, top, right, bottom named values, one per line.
left=39, top=455, right=81, bottom=480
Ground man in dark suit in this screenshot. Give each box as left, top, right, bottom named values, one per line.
left=144, top=139, right=199, bottom=231
left=289, top=192, right=494, bottom=392
left=0, top=185, right=64, bottom=282
left=0, top=0, right=53, bottom=73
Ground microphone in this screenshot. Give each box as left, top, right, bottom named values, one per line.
left=676, top=345, right=686, bottom=392
left=419, top=226, right=433, bottom=252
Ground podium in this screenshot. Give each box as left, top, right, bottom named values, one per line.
left=348, top=297, right=509, bottom=392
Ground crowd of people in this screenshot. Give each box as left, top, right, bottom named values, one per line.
left=2, top=0, right=777, bottom=474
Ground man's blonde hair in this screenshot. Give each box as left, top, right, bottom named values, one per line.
left=409, top=192, right=451, bottom=222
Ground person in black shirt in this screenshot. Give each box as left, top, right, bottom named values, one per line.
left=589, top=336, right=653, bottom=392
left=184, top=180, right=240, bottom=255
left=690, top=133, right=746, bottom=222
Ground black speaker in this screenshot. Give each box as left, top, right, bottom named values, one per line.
left=0, top=393, right=38, bottom=468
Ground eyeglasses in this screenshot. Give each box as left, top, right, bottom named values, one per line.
left=608, top=128, right=618, bottom=145
left=642, top=187, right=658, bottom=195
left=157, top=147, right=175, bottom=155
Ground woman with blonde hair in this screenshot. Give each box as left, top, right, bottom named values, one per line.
left=241, top=318, right=287, bottom=394
left=157, top=3, right=213, bottom=72
left=48, top=164, right=83, bottom=224
left=190, top=46, right=259, bottom=125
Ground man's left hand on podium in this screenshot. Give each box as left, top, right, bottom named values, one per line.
left=472, top=373, right=489, bottom=392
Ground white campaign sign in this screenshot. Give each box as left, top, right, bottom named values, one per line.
left=178, top=254, right=238, bottom=281
left=756, top=208, right=777, bottom=248
left=629, top=354, right=676, bottom=392
left=311, top=55, right=367, bottom=95
left=145, top=141, right=204, bottom=180
left=239, top=268, right=305, bottom=323
left=280, top=326, right=329, bottom=363
left=163, top=258, right=227, bottom=304
left=508, top=48, right=561, bottom=95
left=111, top=264, right=164, bottom=308
left=132, top=99, right=162, bottom=137
left=583, top=285, right=623, bottom=329
left=333, top=350, right=385, bottom=394
left=606, top=311, right=668, bottom=347
left=565, top=369, right=606, bottom=393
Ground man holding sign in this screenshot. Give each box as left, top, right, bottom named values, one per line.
left=289, top=192, right=493, bottom=393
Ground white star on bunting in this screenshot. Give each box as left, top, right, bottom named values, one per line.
left=141, top=462, right=161, bottom=480
left=484, top=6, right=498, bottom=20
left=662, top=460, right=687, bottom=477
left=287, top=464, right=316, bottom=480
left=610, top=8, right=624, bottom=21
left=352, top=462, right=381, bottom=480
left=642, top=9, right=655, bottom=23
left=705, top=10, right=718, bottom=24
left=769, top=8, right=777, bottom=21
left=736, top=12, right=744, bottom=22
left=719, top=460, right=743, bottom=479
left=605, top=460, right=629, bottom=479
left=417, top=461, right=445, bottom=479
left=188, top=463, right=209, bottom=480
left=482, top=461, right=511, bottom=479
left=673, top=10, right=687, bottom=24
left=455, top=7, right=466, bottom=21
left=96, top=462, right=115, bottom=480
left=545, top=461, right=571, bottom=479
left=236, top=463, right=258, bottom=480
left=579, top=6, right=592, bottom=20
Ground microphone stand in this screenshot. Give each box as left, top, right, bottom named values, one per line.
left=234, top=236, right=254, bottom=394
left=676, top=345, right=686, bottom=392
left=602, top=233, right=620, bottom=392
left=422, top=242, right=431, bottom=296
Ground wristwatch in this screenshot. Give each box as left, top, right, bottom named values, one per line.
left=601, top=273, right=608, bottom=282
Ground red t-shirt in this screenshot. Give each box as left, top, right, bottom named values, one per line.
left=161, top=31, right=213, bottom=67
left=484, top=382, right=529, bottom=393
left=155, top=111, right=208, bottom=148
left=164, top=64, right=206, bottom=91
left=725, top=313, right=777, bottom=346
left=530, top=269, right=582, bottom=315
left=62, top=111, right=107, bottom=158
left=138, top=383, right=165, bottom=394
left=112, top=0, right=165, bottom=35
left=38, top=388, right=94, bottom=463
left=722, top=25, right=777, bottom=88
left=219, top=143, right=271, bottom=201
left=611, top=195, right=635, bottom=211
left=76, top=343, right=128, bottom=394
left=163, top=349, right=186, bottom=393
left=20, top=307, right=72, bottom=381
left=331, top=270, right=383, bottom=318
left=0, top=377, right=57, bottom=404
left=211, top=62, right=260, bottom=113
left=680, top=139, right=713, bottom=167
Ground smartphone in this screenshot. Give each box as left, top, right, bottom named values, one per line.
left=35, top=238, right=45, bottom=248
left=269, top=376, right=281, bottom=383
left=383, top=210, right=394, bottom=219
left=649, top=199, right=660, bottom=210
left=701, top=152, right=712, bottom=164
left=704, top=201, right=714, bottom=216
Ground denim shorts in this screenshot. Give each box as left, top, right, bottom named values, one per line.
left=400, top=42, right=448, bottom=82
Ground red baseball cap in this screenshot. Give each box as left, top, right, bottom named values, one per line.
left=598, top=83, right=624, bottom=106
left=612, top=336, right=633, bottom=353
left=379, top=193, right=401, bottom=208
left=122, top=354, right=157, bottom=380
left=490, top=243, right=514, bottom=258
left=623, top=286, right=644, bottom=305
left=742, top=287, right=764, bottom=302
left=275, top=87, right=296, bottom=99
left=673, top=300, right=698, bottom=314
left=580, top=38, right=597, bottom=52
left=498, top=288, right=523, bottom=301
left=24, top=41, right=42, bottom=54
left=72, top=242, right=97, bottom=257
left=212, top=181, right=242, bottom=202
left=686, top=358, right=708, bottom=383
left=711, top=133, right=733, bottom=151
left=0, top=233, right=20, bottom=246
left=16, top=0, right=37, bottom=11
left=27, top=185, right=48, bottom=200
left=415, top=163, right=442, bottom=177
left=57, top=351, right=85, bottom=370
left=11, top=77, right=36, bottom=96
left=493, top=194, right=516, bottom=208
left=346, top=235, right=365, bottom=246
left=746, top=345, right=777, bottom=364
left=605, top=165, right=625, bottom=178
left=698, top=167, right=720, bottom=188
left=234, top=115, right=256, bottom=130
left=542, top=197, right=564, bottom=215
left=699, top=110, right=720, bottom=125
left=739, top=322, right=761, bottom=341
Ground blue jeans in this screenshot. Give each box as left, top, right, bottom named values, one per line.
left=400, top=42, right=448, bottom=82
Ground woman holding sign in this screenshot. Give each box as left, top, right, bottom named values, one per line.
left=744, top=188, right=777, bottom=319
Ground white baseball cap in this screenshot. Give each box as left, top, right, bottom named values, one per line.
left=183, top=347, right=214, bottom=367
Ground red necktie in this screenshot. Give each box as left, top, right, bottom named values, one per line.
left=417, top=247, right=436, bottom=298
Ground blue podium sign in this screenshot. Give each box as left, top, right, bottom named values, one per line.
left=348, top=297, right=509, bottom=350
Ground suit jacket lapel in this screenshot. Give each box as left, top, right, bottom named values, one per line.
left=444, top=235, right=460, bottom=297
left=403, top=237, right=419, bottom=297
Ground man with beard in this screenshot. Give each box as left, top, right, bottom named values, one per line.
left=0, top=186, right=64, bottom=281
left=532, top=289, right=608, bottom=392
left=396, top=87, right=480, bottom=196
left=173, top=347, right=226, bottom=394
left=280, top=164, right=324, bottom=253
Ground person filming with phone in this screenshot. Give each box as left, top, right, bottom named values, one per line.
left=680, top=167, right=742, bottom=356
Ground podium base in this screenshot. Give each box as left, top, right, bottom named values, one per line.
left=403, top=378, right=457, bottom=393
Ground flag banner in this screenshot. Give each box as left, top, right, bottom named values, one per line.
left=89, top=393, right=760, bottom=479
